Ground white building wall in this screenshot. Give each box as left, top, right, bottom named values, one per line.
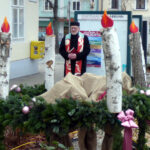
left=102, top=0, right=110, bottom=10
left=11, top=0, right=39, bottom=61
left=0, top=0, right=11, bottom=26
left=1, top=0, right=39, bottom=79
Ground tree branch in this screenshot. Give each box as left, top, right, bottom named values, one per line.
left=46, top=0, right=54, bottom=9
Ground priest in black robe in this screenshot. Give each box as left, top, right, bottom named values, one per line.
left=59, top=22, right=97, bottom=150
left=59, top=21, right=90, bottom=76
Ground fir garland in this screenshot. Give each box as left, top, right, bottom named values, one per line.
left=0, top=84, right=150, bottom=149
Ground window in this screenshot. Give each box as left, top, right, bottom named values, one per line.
left=136, top=0, right=146, bottom=9
left=44, top=0, right=53, bottom=11
left=12, top=0, right=24, bottom=40
left=72, top=0, right=80, bottom=11
left=111, top=0, right=119, bottom=9
left=39, top=27, right=46, bottom=41
left=90, top=0, right=94, bottom=9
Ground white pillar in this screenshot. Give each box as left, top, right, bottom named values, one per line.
left=44, top=35, right=56, bottom=90
left=0, top=32, right=11, bottom=99
left=101, top=27, right=122, bottom=113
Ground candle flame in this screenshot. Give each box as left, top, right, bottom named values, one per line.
left=46, top=22, right=53, bottom=35
left=129, top=21, right=138, bottom=33
left=101, top=10, right=113, bottom=28
left=1, top=17, right=10, bottom=33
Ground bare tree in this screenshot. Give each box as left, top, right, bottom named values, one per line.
left=46, top=0, right=59, bottom=53
left=121, top=0, right=131, bottom=11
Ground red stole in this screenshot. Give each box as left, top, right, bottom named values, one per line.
left=65, top=32, right=84, bottom=76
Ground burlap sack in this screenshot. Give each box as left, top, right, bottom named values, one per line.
left=41, top=72, right=136, bottom=103
left=40, top=73, right=88, bottom=103
left=122, top=72, right=137, bottom=94
left=81, top=73, right=106, bottom=102
left=81, top=72, right=137, bottom=102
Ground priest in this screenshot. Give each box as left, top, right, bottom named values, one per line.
left=59, top=21, right=97, bottom=150
left=59, top=21, right=90, bottom=76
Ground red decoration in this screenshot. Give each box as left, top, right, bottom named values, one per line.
left=1, top=17, right=10, bottom=33
left=101, top=10, right=113, bottom=28
left=129, top=21, right=138, bottom=33
left=97, top=91, right=107, bottom=101
left=46, top=22, right=53, bottom=35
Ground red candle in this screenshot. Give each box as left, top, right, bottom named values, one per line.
left=129, top=21, right=138, bottom=33
left=1, top=17, right=10, bottom=33
left=46, top=22, right=53, bottom=35
left=101, top=10, right=114, bottom=28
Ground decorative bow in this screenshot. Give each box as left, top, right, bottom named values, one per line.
left=117, top=109, right=138, bottom=150
left=117, top=109, right=138, bottom=128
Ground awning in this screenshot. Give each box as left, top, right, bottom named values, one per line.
left=39, top=18, right=74, bottom=27
left=39, top=20, right=52, bottom=27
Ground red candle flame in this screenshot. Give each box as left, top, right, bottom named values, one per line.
left=46, top=22, right=53, bottom=35
left=101, top=10, right=113, bottom=28
left=1, top=17, right=10, bottom=33
left=129, top=21, right=138, bottom=33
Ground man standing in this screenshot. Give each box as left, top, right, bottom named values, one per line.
left=59, top=21, right=90, bottom=76
left=59, top=21, right=97, bottom=150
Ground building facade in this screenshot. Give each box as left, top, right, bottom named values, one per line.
left=100, top=0, right=150, bottom=61
left=39, top=0, right=99, bottom=43
left=0, top=0, right=39, bottom=79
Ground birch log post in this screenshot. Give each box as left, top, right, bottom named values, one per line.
left=0, top=32, right=11, bottom=99
left=129, top=32, right=147, bottom=87
left=101, top=27, right=122, bottom=113
left=44, top=35, right=56, bottom=90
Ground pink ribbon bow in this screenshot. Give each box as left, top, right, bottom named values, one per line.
left=117, top=109, right=138, bottom=150
left=117, top=109, right=138, bottom=128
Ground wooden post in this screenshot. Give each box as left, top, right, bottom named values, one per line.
left=129, top=32, right=147, bottom=87
left=101, top=27, right=122, bottom=113
left=44, top=35, right=55, bottom=90
left=0, top=32, right=11, bottom=99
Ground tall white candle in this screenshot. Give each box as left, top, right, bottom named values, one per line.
left=101, top=27, right=122, bottom=113
left=44, top=35, right=56, bottom=90
left=0, top=32, right=11, bottom=99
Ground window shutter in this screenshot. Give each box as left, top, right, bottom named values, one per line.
left=73, top=2, right=76, bottom=10
left=111, top=0, right=119, bottom=9
left=77, top=1, right=80, bottom=10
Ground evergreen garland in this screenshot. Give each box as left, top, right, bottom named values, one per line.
left=0, top=100, right=5, bottom=150
left=123, top=92, right=150, bottom=150
left=0, top=84, right=150, bottom=149
left=9, top=84, right=46, bottom=97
